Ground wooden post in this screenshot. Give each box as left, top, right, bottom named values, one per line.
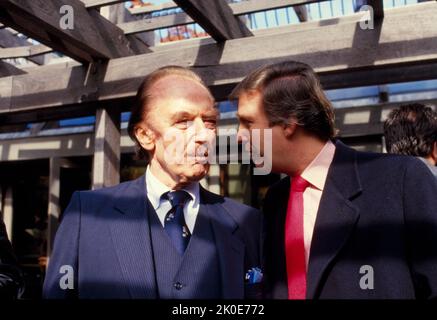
left=46, top=157, right=80, bottom=266
left=92, top=108, right=120, bottom=189
left=47, top=157, right=61, bottom=259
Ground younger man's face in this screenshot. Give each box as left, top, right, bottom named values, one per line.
left=236, top=90, right=289, bottom=173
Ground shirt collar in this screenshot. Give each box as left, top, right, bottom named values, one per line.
left=301, top=140, right=336, bottom=191
left=145, top=165, right=199, bottom=210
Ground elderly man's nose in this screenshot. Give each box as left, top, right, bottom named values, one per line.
left=194, top=119, right=209, bottom=142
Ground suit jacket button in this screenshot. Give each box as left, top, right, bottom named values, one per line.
left=174, top=282, right=183, bottom=290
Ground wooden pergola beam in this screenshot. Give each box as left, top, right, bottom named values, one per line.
left=0, top=60, right=26, bottom=76
left=0, top=44, right=52, bottom=59
left=0, top=0, right=149, bottom=63
left=0, top=2, right=436, bottom=123
left=119, top=11, right=194, bottom=35
left=0, top=28, right=48, bottom=65
left=3, top=101, right=437, bottom=163
left=294, top=5, right=308, bottom=22
left=172, top=0, right=253, bottom=41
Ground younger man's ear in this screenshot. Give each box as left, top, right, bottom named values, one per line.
left=135, top=126, right=155, bottom=152
left=432, top=141, right=437, bottom=164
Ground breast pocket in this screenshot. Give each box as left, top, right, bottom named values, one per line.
left=244, top=282, right=263, bottom=299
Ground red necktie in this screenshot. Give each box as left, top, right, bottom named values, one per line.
left=285, top=175, right=309, bottom=299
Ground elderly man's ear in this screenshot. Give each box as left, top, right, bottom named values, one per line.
left=135, top=126, right=155, bottom=152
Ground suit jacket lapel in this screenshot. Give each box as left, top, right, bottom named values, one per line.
left=269, top=178, right=290, bottom=299
left=307, top=141, right=362, bottom=299
left=110, top=175, right=158, bottom=299
left=200, top=187, right=245, bottom=299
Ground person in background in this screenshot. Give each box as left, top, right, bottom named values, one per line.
left=384, top=103, right=437, bottom=178
left=0, top=220, right=24, bottom=299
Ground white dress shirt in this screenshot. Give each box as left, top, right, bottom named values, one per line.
left=297, top=140, right=336, bottom=268
left=145, top=166, right=200, bottom=233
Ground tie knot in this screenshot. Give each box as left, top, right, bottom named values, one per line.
left=291, top=175, right=309, bottom=192
left=165, top=190, right=191, bottom=208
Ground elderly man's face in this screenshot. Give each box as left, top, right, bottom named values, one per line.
left=138, top=75, right=218, bottom=187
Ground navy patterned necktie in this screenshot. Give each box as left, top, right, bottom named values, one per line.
left=163, top=190, right=192, bottom=255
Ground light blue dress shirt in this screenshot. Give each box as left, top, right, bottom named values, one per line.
left=145, top=166, right=200, bottom=233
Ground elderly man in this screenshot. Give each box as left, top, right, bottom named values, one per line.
left=232, top=60, right=437, bottom=299
left=43, top=66, right=262, bottom=299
